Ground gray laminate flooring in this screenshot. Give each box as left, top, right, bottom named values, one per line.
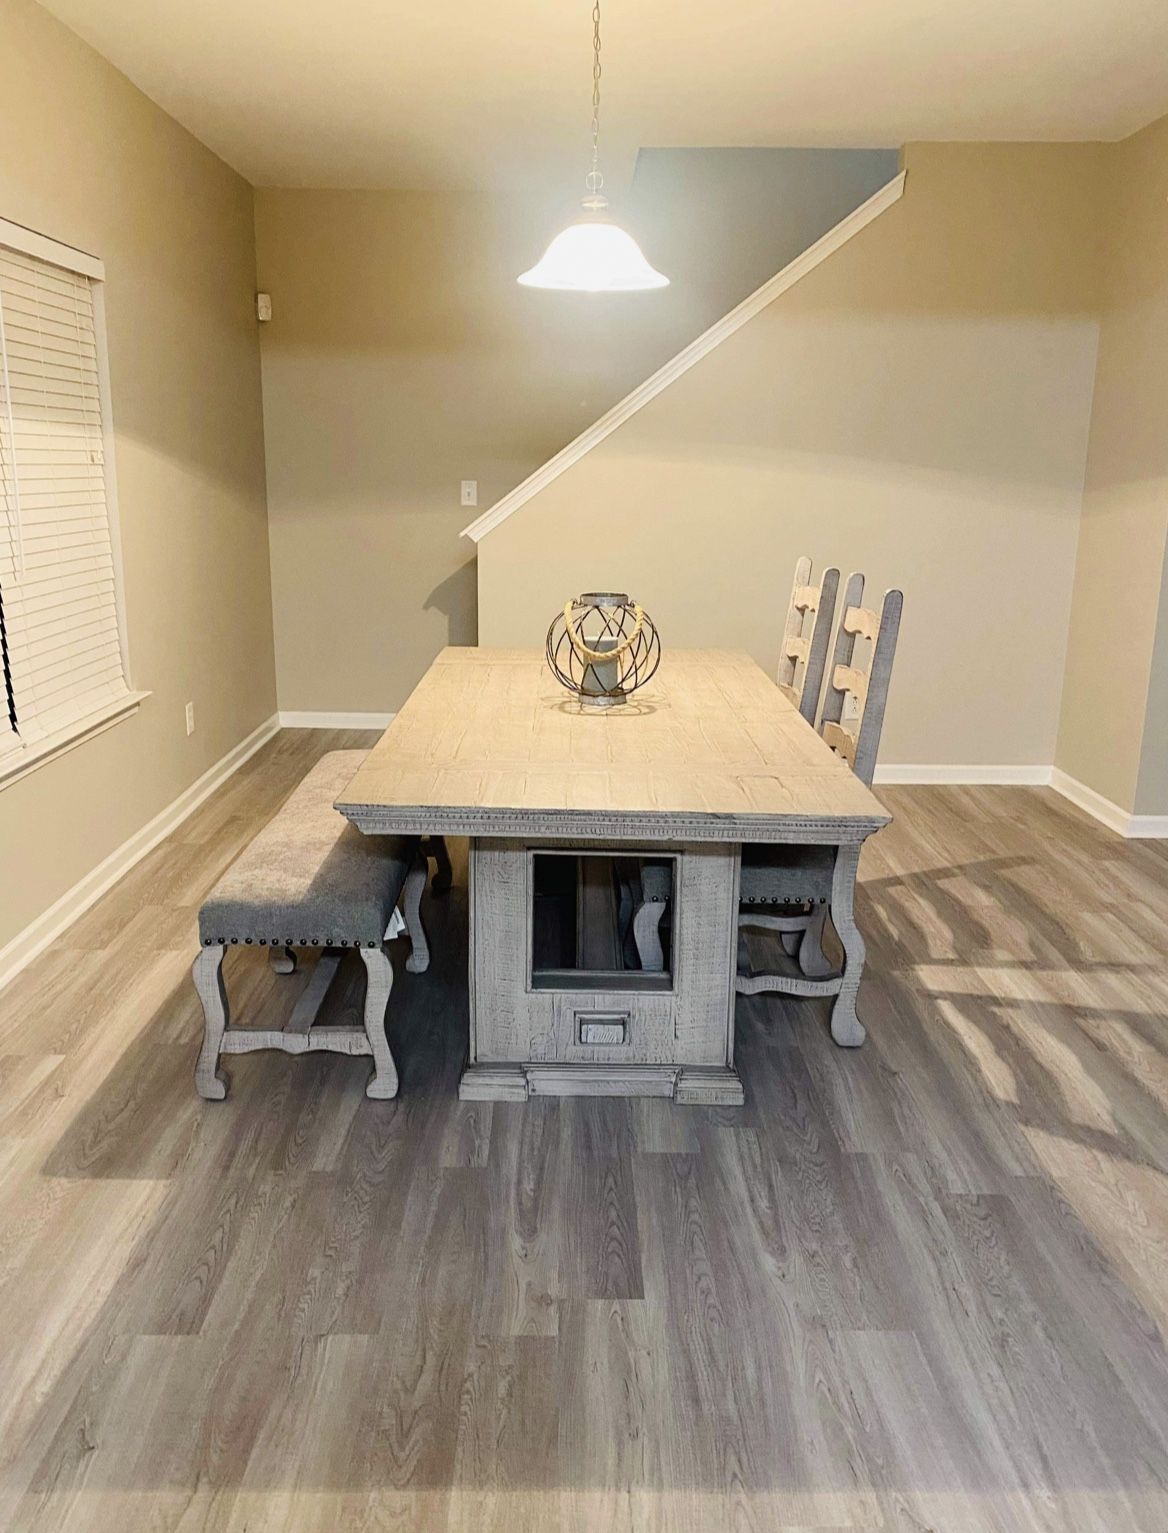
left=0, top=729, right=1165, bottom=1531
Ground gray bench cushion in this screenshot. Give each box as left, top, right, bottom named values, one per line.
left=199, top=751, right=415, bottom=949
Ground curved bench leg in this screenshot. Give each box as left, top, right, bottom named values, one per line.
left=403, top=857, right=431, bottom=974
left=269, top=945, right=297, bottom=976
left=632, top=899, right=667, bottom=972
left=360, top=946, right=400, bottom=1099
left=426, top=835, right=453, bottom=894
left=798, top=905, right=836, bottom=979
left=192, top=944, right=231, bottom=1100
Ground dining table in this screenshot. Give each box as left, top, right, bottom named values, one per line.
left=336, top=646, right=890, bottom=1105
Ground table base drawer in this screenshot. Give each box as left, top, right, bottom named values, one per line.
left=550, top=992, right=677, bottom=1065
left=575, top=1012, right=628, bottom=1047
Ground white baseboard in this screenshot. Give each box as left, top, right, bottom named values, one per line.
left=875, top=762, right=1167, bottom=838
left=0, top=712, right=280, bottom=994
left=1127, top=816, right=1168, bottom=838
left=278, top=710, right=395, bottom=730
left=1126, top=814, right=1168, bottom=838
left=1048, top=767, right=1168, bottom=839
left=874, top=764, right=1053, bottom=786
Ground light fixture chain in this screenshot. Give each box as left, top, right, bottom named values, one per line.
left=515, top=0, right=668, bottom=288
left=587, top=0, right=603, bottom=196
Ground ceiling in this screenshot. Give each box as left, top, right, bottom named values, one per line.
left=38, top=0, right=1168, bottom=189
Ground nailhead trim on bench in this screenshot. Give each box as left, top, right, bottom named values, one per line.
left=203, top=935, right=382, bottom=947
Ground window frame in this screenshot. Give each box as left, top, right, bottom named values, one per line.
left=0, top=216, right=146, bottom=791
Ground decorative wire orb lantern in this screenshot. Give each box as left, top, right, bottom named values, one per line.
left=546, top=593, right=661, bottom=708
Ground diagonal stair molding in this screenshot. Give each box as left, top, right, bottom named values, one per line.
left=462, top=169, right=906, bottom=543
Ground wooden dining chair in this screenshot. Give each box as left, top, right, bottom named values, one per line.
left=777, top=557, right=840, bottom=725
left=818, top=574, right=904, bottom=788
left=737, top=576, right=903, bottom=1027
left=626, top=559, right=841, bottom=973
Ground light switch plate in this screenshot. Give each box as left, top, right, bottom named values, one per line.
left=460, top=479, right=478, bottom=507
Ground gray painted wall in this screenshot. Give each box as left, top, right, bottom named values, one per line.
left=628, top=147, right=901, bottom=326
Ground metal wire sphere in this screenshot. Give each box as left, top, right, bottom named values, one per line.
left=546, top=592, right=661, bottom=707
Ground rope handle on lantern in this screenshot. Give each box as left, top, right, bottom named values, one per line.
left=563, top=600, right=645, bottom=664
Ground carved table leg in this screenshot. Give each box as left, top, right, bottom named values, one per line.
left=402, top=856, right=431, bottom=974
left=192, top=944, right=231, bottom=1099
left=426, top=835, right=453, bottom=894
left=828, top=845, right=866, bottom=1047
left=360, top=946, right=399, bottom=1099
left=269, top=945, right=297, bottom=976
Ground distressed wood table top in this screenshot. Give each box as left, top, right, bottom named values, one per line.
left=337, top=646, right=890, bottom=843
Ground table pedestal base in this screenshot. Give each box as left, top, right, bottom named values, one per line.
left=467, top=835, right=742, bottom=1105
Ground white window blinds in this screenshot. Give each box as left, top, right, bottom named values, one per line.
left=0, top=238, right=129, bottom=756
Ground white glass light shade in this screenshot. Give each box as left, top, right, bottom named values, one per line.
left=518, top=218, right=669, bottom=292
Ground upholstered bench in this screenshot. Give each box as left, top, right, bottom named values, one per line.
left=192, top=750, right=429, bottom=1101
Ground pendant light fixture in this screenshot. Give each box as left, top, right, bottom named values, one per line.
left=518, top=1, right=668, bottom=292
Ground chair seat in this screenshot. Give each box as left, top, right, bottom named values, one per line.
left=198, top=751, right=415, bottom=949
left=738, top=842, right=835, bottom=906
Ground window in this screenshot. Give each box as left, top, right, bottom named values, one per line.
left=0, top=218, right=140, bottom=785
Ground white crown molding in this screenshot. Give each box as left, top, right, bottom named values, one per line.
left=0, top=712, right=279, bottom=994
left=875, top=764, right=1052, bottom=786
left=462, top=170, right=907, bottom=543
left=278, top=710, right=395, bottom=730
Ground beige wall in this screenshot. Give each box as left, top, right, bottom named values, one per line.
left=1056, top=115, right=1168, bottom=815
left=0, top=0, right=274, bottom=951
left=254, top=152, right=896, bottom=714
left=478, top=142, right=1103, bottom=771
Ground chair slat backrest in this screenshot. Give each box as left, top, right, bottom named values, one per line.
left=819, top=573, right=903, bottom=787
left=776, top=557, right=840, bottom=725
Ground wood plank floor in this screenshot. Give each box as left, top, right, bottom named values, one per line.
left=1, top=728, right=1166, bottom=1531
